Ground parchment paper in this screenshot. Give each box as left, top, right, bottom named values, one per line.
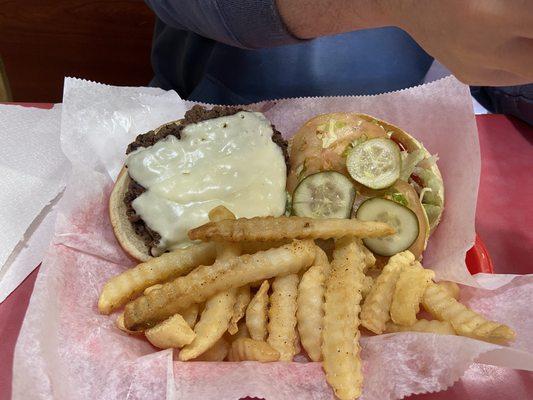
left=13, top=77, right=533, bottom=400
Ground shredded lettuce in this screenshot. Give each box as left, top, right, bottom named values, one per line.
left=399, top=149, right=426, bottom=181
left=413, top=167, right=443, bottom=206
left=285, top=191, right=292, bottom=216
left=423, top=203, right=441, bottom=226
left=342, top=134, right=368, bottom=157
left=316, top=119, right=341, bottom=148
left=391, top=192, right=408, bottom=207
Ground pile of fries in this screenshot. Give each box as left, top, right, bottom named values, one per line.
left=98, top=206, right=515, bottom=400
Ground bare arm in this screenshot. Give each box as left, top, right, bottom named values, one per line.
left=277, top=0, right=533, bottom=86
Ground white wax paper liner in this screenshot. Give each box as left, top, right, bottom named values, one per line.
left=13, top=77, right=533, bottom=400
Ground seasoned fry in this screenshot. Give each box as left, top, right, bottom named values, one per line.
left=322, top=237, right=366, bottom=400
left=145, top=314, right=196, bottom=349
left=390, top=263, right=435, bottom=326
left=231, top=321, right=250, bottom=341
left=246, top=280, right=270, bottom=341
left=423, top=283, right=515, bottom=344
left=98, top=242, right=216, bottom=314
left=228, top=286, right=251, bottom=335
left=188, top=216, right=394, bottom=242
left=267, top=274, right=299, bottom=361
left=241, top=240, right=290, bottom=254
left=179, top=205, right=240, bottom=361
left=360, top=251, right=415, bottom=334
left=179, top=290, right=237, bottom=360
left=296, top=247, right=330, bottom=361
left=227, top=338, right=280, bottom=362
left=144, top=284, right=163, bottom=296
left=385, top=319, right=456, bottom=335
left=437, top=281, right=460, bottom=300
left=116, top=313, right=141, bottom=335
left=191, top=337, right=230, bottom=361
left=182, top=303, right=200, bottom=328
left=361, top=275, right=374, bottom=300
left=124, top=240, right=316, bottom=331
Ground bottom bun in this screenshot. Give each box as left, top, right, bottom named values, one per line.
left=109, top=167, right=152, bottom=262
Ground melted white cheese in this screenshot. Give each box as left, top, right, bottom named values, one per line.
left=126, top=111, right=287, bottom=250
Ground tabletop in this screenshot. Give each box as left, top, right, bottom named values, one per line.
left=1, top=106, right=532, bottom=400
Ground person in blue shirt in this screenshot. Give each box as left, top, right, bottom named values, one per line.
left=145, top=0, right=533, bottom=124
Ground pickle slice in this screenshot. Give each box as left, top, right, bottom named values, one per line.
left=292, top=171, right=355, bottom=219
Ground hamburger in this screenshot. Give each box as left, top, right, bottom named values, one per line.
left=110, top=105, right=289, bottom=261
left=287, top=113, right=444, bottom=259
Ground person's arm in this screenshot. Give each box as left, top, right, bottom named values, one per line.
left=147, top=0, right=533, bottom=86
left=277, top=0, right=533, bottom=87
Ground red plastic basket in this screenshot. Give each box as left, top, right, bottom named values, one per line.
left=466, top=234, right=494, bottom=274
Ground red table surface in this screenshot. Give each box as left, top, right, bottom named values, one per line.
left=1, top=108, right=532, bottom=399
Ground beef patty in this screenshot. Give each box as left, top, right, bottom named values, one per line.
left=124, top=105, right=289, bottom=250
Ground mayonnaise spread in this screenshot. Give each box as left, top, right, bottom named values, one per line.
left=126, top=111, right=287, bottom=250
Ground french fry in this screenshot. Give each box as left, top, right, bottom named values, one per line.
left=227, top=338, right=280, bottom=362
left=144, top=284, right=163, bottom=296
left=360, top=251, right=415, bottom=334
left=98, top=242, right=216, bottom=314
left=179, top=290, right=237, bottom=360
left=246, top=280, right=270, bottom=341
left=390, top=263, right=435, bottom=326
left=145, top=313, right=196, bottom=349
left=231, top=321, right=250, bottom=341
left=385, top=319, right=456, bottom=335
left=188, top=216, right=394, bottom=242
left=124, top=240, right=316, bottom=331
left=437, top=281, right=460, bottom=300
left=422, top=283, right=515, bottom=344
left=241, top=240, right=290, bottom=254
left=191, top=337, right=230, bottom=361
left=296, top=247, right=330, bottom=361
left=361, top=275, right=374, bottom=300
left=322, top=237, right=366, bottom=400
left=179, top=206, right=240, bottom=361
left=116, top=313, right=141, bottom=335
left=267, top=274, right=299, bottom=361
left=182, top=303, right=200, bottom=328
left=228, top=286, right=251, bottom=335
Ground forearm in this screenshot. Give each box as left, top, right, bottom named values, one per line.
left=276, top=0, right=391, bottom=39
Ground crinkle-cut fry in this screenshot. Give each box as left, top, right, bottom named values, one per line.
left=385, top=319, right=456, bottom=335
left=188, top=216, right=394, bottom=242
left=227, top=338, right=280, bottom=362
left=437, top=281, right=460, bottom=300
left=145, top=313, right=195, bottom=349
left=98, top=242, right=216, bottom=314
left=322, top=237, right=366, bottom=400
left=124, top=239, right=316, bottom=331
left=179, top=289, right=237, bottom=360
left=191, top=337, right=230, bottom=361
left=267, top=274, right=299, bottom=361
left=390, top=263, right=435, bottom=326
left=144, top=284, right=163, bottom=296
left=228, top=285, right=251, bottom=335
left=296, top=247, right=330, bottom=361
left=361, top=275, right=374, bottom=300
left=246, top=280, right=270, bottom=341
left=116, top=313, right=142, bottom=335
left=360, top=251, right=415, bottom=334
left=423, top=283, right=516, bottom=344
left=241, top=240, right=290, bottom=254
left=179, top=205, right=240, bottom=360
left=231, top=321, right=250, bottom=341
left=182, top=303, right=200, bottom=328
